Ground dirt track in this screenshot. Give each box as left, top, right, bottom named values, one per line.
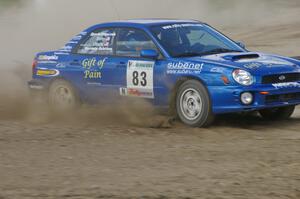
left=1, top=0, right=300, bottom=198
left=0, top=109, right=300, bottom=199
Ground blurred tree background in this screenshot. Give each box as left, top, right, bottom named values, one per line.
left=0, top=0, right=23, bottom=10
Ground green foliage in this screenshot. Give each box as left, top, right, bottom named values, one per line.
left=0, top=0, right=22, bottom=8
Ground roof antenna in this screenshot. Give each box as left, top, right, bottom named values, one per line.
left=108, top=0, right=121, bottom=21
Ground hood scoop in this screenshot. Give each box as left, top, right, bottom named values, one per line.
left=223, top=53, right=260, bottom=61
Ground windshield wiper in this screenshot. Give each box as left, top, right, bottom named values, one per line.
left=199, top=48, right=243, bottom=56
left=173, top=52, right=203, bottom=58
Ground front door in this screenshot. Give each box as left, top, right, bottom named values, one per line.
left=110, top=28, right=162, bottom=102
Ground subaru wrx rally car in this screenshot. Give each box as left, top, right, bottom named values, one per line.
left=29, top=19, right=300, bottom=127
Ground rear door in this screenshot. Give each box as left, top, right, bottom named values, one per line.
left=69, top=28, right=118, bottom=103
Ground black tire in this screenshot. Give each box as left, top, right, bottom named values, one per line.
left=48, top=79, right=80, bottom=113
left=259, top=105, right=295, bottom=120
left=176, top=79, right=214, bottom=127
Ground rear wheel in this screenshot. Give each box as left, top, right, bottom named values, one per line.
left=176, top=80, right=214, bottom=127
left=259, top=105, right=295, bottom=120
left=48, top=79, right=80, bottom=112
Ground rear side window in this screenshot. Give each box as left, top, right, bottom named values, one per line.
left=116, top=28, right=157, bottom=57
left=76, top=29, right=116, bottom=55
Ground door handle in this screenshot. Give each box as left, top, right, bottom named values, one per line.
left=70, top=60, right=81, bottom=66
left=117, top=61, right=127, bottom=68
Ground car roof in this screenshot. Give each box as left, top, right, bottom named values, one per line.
left=90, top=19, right=204, bottom=30
left=117, top=19, right=201, bottom=25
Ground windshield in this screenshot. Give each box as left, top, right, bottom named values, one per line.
left=150, top=23, right=245, bottom=57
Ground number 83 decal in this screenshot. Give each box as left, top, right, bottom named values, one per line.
left=126, top=60, right=154, bottom=97
left=132, top=71, right=147, bottom=87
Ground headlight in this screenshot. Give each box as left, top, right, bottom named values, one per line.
left=232, top=69, right=254, bottom=86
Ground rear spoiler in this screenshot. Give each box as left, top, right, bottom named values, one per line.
left=292, top=56, right=300, bottom=60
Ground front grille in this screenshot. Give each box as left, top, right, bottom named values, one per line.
left=262, top=73, right=300, bottom=84
left=265, top=92, right=300, bottom=104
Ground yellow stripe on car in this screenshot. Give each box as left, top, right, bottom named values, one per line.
left=36, top=69, right=58, bottom=76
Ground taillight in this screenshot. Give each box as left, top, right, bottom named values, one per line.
left=32, top=59, right=37, bottom=74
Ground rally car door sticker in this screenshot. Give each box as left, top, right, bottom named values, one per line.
left=166, top=62, right=203, bottom=75
left=81, top=57, right=107, bottom=79
left=121, top=60, right=154, bottom=98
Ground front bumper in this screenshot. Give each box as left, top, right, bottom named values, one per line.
left=210, top=82, right=300, bottom=114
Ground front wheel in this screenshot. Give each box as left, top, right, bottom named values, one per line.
left=259, top=105, right=295, bottom=120
left=176, top=80, right=214, bottom=127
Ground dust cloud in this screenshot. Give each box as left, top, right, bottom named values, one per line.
left=0, top=0, right=299, bottom=125
left=0, top=1, right=300, bottom=198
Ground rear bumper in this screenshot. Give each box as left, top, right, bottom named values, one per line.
left=209, top=82, right=300, bottom=114
left=28, top=79, right=48, bottom=102
left=28, top=79, right=46, bottom=90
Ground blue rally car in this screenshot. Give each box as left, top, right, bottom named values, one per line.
left=29, top=19, right=300, bottom=127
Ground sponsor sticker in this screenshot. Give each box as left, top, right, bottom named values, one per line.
left=36, top=68, right=59, bottom=77
left=272, top=82, right=300, bottom=89
left=210, top=67, right=224, bottom=73
left=67, top=41, right=79, bottom=44
left=123, top=60, right=154, bottom=98
left=71, top=35, right=83, bottom=41
left=37, top=61, right=57, bottom=64
left=243, top=62, right=262, bottom=69
left=260, top=58, right=295, bottom=67
left=120, top=88, right=154, bottom=98
left=162, top=23, right=203, bottom=30
left=55, top=52, right=70, bottom=55
left=56, top=63, right=66, bottom=68
left=90, top=32, right=116, bottom=37
left=77, top=31, right=115, bottom=54
left=59, top=45, right=73, bottom=52
left=80, top=31, right=88, bottom=36
left=81, top=57, right=107, bottom=79
left=38, top=55, right=58, bottom=61
left=167, top=62, right=203, bottom=75
left=238, top=56, right=295, bottom=68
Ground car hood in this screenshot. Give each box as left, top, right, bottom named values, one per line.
left=185, top=52, right=300, bottom=75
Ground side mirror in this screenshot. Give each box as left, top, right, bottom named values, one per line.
left=140, top=49, right=159, bottom=60
left=236, top=41, right=246, bottom=49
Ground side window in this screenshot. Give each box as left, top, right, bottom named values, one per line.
left=76, top=29, right=116, bottom=55
left=116, top=28, right=158, bottom=57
